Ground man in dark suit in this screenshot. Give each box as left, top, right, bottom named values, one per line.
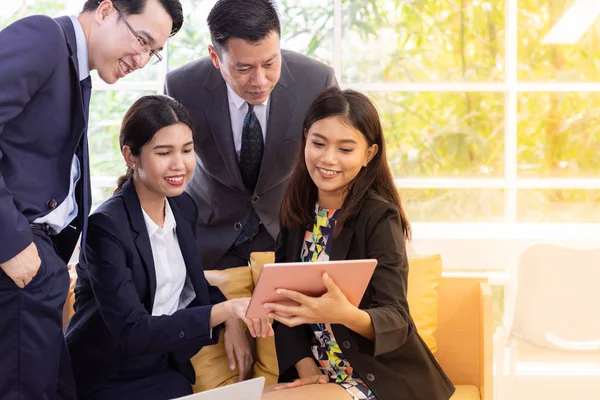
left=165, top=0, right=337, bottom=271
left=0, top=0, right=183, bottom=398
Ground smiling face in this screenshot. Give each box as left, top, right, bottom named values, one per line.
left=208, top=30, right=282, bottom=105
left=87, top=0, right=173, bottom=84
left=304, top=116, right=378, bottom=209
left=125, top=122, right=195, bottom=201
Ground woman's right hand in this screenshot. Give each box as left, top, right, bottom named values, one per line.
left=227, top=298, right=273, bottom=338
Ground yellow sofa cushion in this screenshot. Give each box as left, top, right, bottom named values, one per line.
left=450, top=385, right=481, bottom=400
left=406, top=254, right=443, bottom=353
left=249, top=252, right=279, bottom=385
left=191, top=266, right=254, bottom=391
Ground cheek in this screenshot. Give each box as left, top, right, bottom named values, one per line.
left=184, top=156, right=196, bottom=174
left=304, top=148, right=315, bottom=166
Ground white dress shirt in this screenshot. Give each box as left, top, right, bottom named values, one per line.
left=34, top=16, right=89, bottom=233
left=141, top=200, right=196, bottom=316
left=226, top=84, right=270, bottom=159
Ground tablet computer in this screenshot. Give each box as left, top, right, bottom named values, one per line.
left=245, top=259, right=377, bottom=319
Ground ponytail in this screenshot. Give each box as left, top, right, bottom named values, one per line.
left=114, top=166, right=134, bottom=194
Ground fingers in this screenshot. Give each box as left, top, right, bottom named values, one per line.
left=235, top=347, right=247, bottom=381
left=273, top=375, right=327, bottom=390
left=242, top=352, right=253, bottom=381
left=224, top=335, right=236, bottom=371
left=269, top=312, right=299, bottom=327
left=259, top=317, right=273, bottom=337
left=322, top=272, right=339, bottom=292
left=263, top=301, right=298, bottom=316
left=241, top=317, right=257, bottom=338
left=276, top=288, right=310, bottom=304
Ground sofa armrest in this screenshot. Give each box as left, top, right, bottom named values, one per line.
left=436, top=275, right=493, bottom=400
left=480, top=282, right=493, bottom=400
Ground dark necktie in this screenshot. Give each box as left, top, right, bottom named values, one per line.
left=238, top=104, right=264, bottom=191
left=235, top=103, right=264, bottom=246
left=79, top=76, right=92, bottom=263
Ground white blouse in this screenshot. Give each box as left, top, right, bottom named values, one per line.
left=141, top=199, right=196, bottom=316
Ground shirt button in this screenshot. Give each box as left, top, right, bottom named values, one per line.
left=250, top=195, right=259, bottom=204
left=234, top=222, right=243, bottom=231
left=178, top=331, right=185, bottom=339
left=342, top=340, right=351, bottom=350
left=366, top=373, right=375, bottom=382
left=46, top=199, right=58, bottom=209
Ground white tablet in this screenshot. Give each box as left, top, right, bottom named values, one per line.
left=246, top=259, right=377, bottom=319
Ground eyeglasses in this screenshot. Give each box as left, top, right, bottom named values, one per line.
left=114, top=5, right=163, bottom=64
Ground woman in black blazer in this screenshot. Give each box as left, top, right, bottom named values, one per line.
left=262, top=88, right=455, bottom=400
left=66, top=95, right=271, bottom=400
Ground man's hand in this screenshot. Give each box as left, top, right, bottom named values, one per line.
left=0, top=242, right=42, bottom=288
left=224, top=319, right=253, bottom=381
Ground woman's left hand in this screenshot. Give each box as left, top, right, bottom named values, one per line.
left=264, top=273, right=355, bottom=327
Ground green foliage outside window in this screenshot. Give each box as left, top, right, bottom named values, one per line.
left=2, top=0, right=599, bottom=222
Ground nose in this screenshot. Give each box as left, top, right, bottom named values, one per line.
left=249, top=68, right=268, bottom=87
left=171, top=153, right=185, bottom=170
left=321, top=146, right=337, bottom=165
left=131, top=52, right=150, bottom=69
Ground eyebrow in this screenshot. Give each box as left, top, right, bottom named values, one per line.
left=311, top=132, right=358, bottom=144
left=152, top=141, right=194, bottom=150
left=234, top=53, right=279, bottom=69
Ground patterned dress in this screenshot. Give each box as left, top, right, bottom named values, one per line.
left=300, top=203, right=377, bottom=400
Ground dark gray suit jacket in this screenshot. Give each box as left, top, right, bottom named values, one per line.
left=165, top=50, right=336, bottom=268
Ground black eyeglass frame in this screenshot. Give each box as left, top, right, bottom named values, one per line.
left=113, top=5, right=163, bottom=64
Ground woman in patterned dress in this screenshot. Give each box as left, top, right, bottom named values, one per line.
left=261, top=87, right=455, bottom=400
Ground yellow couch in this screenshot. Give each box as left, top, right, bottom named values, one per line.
left=64, top=263, right=492, bottom=400
left=438, top=274, right=493, bottom=400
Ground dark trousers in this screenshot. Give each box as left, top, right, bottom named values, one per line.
left=0, top=230, right=76, bottom=400
left=212, top=224, right=275, bottom=270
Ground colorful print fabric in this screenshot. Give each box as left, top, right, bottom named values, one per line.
left=300, top=203, right=377, bottom=400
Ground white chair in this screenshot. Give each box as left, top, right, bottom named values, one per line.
left=495, top=243, right=600, bottom=400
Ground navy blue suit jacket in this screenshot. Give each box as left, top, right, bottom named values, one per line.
left=0, top=15, right=90, bottom=264
left=66, top=180, right=226, bottom=398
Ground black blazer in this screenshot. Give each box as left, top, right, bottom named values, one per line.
left=274, top=192, right=455, bottom=400
left=66, top=180, right=226, bottom=398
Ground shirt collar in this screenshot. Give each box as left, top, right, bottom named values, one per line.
left=226, top=83, right=269, bottom=110
left=141, top=199, right=177, bottom=238
left=68, top=15, right=90, bottom=81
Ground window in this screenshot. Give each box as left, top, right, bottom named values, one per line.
left=3, top=0, right=599, bottom=270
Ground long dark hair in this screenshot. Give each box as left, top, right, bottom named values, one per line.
left=114, top=95, right=193, bottom=193
left=280, top=87, right=411, bottom=240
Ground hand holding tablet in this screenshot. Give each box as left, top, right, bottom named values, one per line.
left=245, top=259, right=377, bottom=319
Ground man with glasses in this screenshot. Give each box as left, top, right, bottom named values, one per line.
left=0, top=0, right=182, bottom=398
